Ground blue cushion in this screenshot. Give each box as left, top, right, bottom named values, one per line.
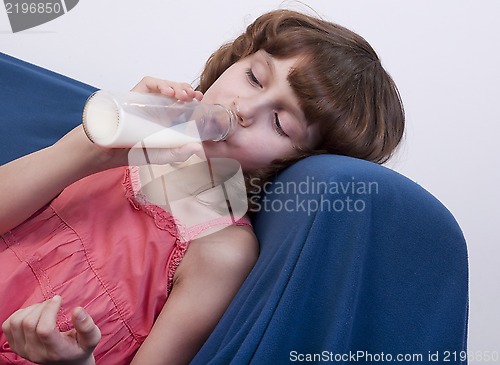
left=192, top=155, right=468, bottom=363
left=0, top=52, right=97, bottom=165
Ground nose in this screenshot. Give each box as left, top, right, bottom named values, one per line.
left=233, top=102, right=246, bottom=128
left=233, top=95, right=267, bottom=128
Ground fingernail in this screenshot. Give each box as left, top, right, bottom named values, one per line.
left=52, top=295, right=62, bottom=302
left=76, top=308, right=87, bottom=322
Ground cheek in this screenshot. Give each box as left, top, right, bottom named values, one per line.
left=202, top=72, right=240, bottom=103
left=200, top=87, right=218, bottom=104
left=236, top=142, right=290, bottom=170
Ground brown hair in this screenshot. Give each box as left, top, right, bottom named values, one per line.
left=197, top=9, right=405, bottom=195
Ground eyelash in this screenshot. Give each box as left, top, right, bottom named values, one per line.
left=274, top=114, right=288, bottom=137
left=245, top=69, right=261, bottom=88
left=246, top=68, right=289, bottom=138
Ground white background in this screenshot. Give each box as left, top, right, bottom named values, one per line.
left=1, top=0, right=499, bottom=355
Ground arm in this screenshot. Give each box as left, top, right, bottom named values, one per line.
left=131, top=224, right=259, bottom=365
left=0, top=78, right=203, bottom=235
left=0, top=126, right=128, bottom=235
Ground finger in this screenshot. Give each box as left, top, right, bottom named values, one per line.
left=34, top=295, right=63, bottom=343
left=18, top=296, right=61, bottom=351
left=170, top=87, right=190, bottom=101
left=154, top=81, right=176, bottom=96
left=159, top=86, right=175, bottom=98
left=146, top=143, right=203, bottom=165
left=178, top=142, right=204, bottom=158
left=71, top=307, right=101, bottom=352
left=171, top=83, right=198, bottom=101
left=132, top=77, right=175, bottom=95
left=131, top=78, right=202, bottom=102
left=4, top=303, right=43, bottom=350
left=193, top=90, right=204, bottom=101
left=129, top=143, right=203, bottom=166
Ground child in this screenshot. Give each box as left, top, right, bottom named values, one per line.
left=0, top=9, right=404, bottom=365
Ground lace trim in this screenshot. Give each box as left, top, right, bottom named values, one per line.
left=165, top=241, right=188, bottom=294
left=122, top=167, right=252, bottom=294
left=187, top=215, right=251, bottom=241
left=122, top=167, right=188, bottom=239
left=123, top=167, right=191, bottom=294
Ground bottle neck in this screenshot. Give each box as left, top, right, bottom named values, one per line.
left=213, top=104, right=236, bottom=142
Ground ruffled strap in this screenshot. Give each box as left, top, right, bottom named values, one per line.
left=185, top=216, right=252, bottom=241
left=123, top=166, right=187, bottom=240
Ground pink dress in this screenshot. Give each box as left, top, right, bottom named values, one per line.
left=0, top=166, right=251, bottom=364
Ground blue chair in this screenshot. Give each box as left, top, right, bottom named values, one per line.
left=0, top=52, right=468, bottom=364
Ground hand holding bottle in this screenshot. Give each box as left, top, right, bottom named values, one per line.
left=131, top=76, right=204, bottom=102
left=82, top=77, right=234, bottom=162
left=129, top=77, right=207, bottom=165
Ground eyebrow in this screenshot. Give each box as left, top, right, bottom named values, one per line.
left=260, top=51, right=276, bottom=79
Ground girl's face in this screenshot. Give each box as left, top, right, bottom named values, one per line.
left=201, top=50, right=319, bottom=172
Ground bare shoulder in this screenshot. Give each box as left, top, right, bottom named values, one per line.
left=131, top=222, right=259, bottom=365
left=174, top=221, right=259, bottom=284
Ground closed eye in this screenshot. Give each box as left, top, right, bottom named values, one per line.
left=246, top=69, right=262, bottom=88
left=273, top=113, right=289, bottom=137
